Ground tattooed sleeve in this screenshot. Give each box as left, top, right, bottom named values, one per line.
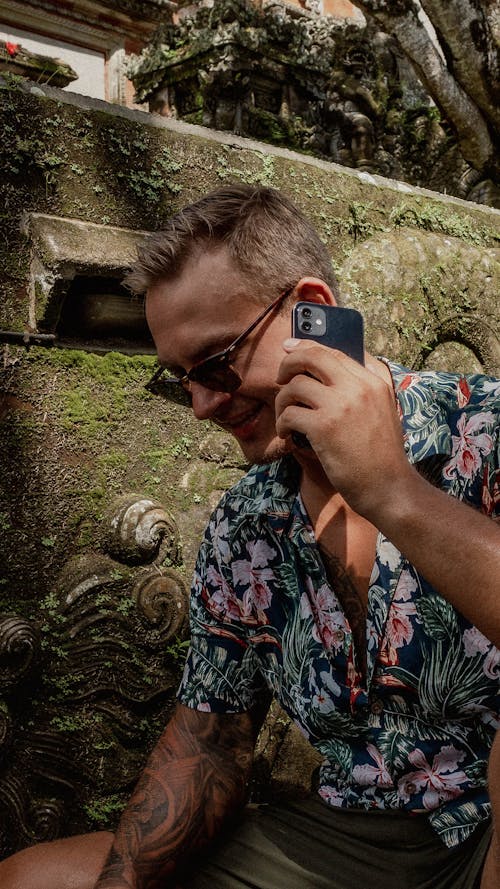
left=94, top=703, right=260, bottom=889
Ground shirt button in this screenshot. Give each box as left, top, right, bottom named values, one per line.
left=405, top=782, right=417, bottom=795
left=333, top=629, right=345, bottom=643
left=370, top=700, right=384, bottom=715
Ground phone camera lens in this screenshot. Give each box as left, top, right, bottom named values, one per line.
left=301, top=307, right=312, bottom=318
left=302, top=321, right=312, bottom=332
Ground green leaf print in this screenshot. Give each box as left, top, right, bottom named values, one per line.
left=417, top=595, right=458, bottom=641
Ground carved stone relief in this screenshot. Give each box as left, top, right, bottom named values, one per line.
left=0, top=494, right=188, bottom=855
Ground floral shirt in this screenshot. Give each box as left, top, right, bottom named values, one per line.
left=178, top=362, right=500, bottom=847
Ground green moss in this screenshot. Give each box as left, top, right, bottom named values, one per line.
left=165, top=636, right=190, bottom=664
left=97, top=451, right=129, bottom=471
left=0, top=511, right=12, bottom=532
left=42, top=351, right=154, bottom=440
left=83, top=793, right=127, bottom=827
left=390, top=201, right=499, bottom=246
left=50, top=711, right=103, bottom=733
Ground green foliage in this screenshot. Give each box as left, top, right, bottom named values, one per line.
left=0, top=511, right=12, bottom=532
left=83, top=793, right=127, bottom=826
left=343, top=202, right=376, bottom=241
left=165, top=636, right=190, bottom=664
left=169, top=435, right=193, bottom=458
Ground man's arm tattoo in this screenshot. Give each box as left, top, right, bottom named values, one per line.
left=95, top=704, right=257, bottom=889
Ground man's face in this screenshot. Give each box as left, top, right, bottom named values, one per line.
left=145, top=246, right=293, bottom=464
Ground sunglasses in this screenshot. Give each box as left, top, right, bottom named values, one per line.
left=145, top=285, right=294, bottom=406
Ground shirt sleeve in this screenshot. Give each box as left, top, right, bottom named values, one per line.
left=177, top=509, right=268, bottom=714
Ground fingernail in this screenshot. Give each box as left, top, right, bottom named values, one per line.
left=283, top=338, right=300, bottom=349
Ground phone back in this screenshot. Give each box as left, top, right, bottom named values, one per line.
left=292, top=303, right=364, bottom=365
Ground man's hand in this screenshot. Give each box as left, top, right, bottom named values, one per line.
left=94, top=704, right=260, bottom=889
left=275, top=339, right=410, bottom=519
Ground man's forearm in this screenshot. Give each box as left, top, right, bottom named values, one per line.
left=94, top=704, right=255, bottom=889
left=369, top=468, right=500, bottom=647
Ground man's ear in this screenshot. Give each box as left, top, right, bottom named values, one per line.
left=294, top=277, right=337, bottom=306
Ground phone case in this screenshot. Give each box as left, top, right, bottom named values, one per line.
left=291, top=303, right=364, bottom=365
left=290, top=303, right=364, bottom=447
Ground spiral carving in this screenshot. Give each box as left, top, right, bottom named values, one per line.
left=29, top=798, right=66, bottom=843
left=105, top=495, right=181, bottom=566
left=0, top=616, right=40, bottom=691
left=133, top=567, right=188, bottom=640
left=55, top=553, right=126, bottom=608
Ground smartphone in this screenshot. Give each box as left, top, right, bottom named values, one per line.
left=290, top=302, right=365, bottom=447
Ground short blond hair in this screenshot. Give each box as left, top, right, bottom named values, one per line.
left=125, top=184, right=339, bottom=303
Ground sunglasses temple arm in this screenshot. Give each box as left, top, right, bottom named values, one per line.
left=226, top=288, right=293, bottom=356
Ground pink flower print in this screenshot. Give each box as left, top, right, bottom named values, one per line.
left=484, top=646, right=500, bottom=680
left=232, top=539, right=277, bottom=623
left=385, top=570, right=418, bottom=649
left=319, top=785, right=345, bottom=807
left=246, top=539, right=277, bottom=569
left=310, top=666, right=341, bottom=713
left=444, top=412, right=494, bottom=481
left=312, top=582, right=349, bottom=652
left=205, top=566, right=242, bottom=622
left=399, top=373, right=419, bottom=391
left=312, top=688, right=336, bottom=713
left=481, top=464, right=500, bottom=517
left=378, top=539, right=401, bottom=571
left=241, top=569, right=273, bottom=618
left=352, top=744, right=394, bottom=788
left=463, top=626, right=491, bottom=658
left=463, top=627, right=500, bottom=679
left=457, top=377, right=471, bottom=408
left=398, top=746, right=467, bottom=810
left=394, top=569, right=418, bottom=602
left=386, top=600, right=417, bottom=649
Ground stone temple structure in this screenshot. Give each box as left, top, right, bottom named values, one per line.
left=126, top=0, right=495, bottom=204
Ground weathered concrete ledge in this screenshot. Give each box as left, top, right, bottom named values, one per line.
left=20, top=80, right=500, bottom=219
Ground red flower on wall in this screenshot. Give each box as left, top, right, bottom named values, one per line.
left=5, top=42, right=20, bottom=56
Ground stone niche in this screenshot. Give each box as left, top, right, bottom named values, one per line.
left=19, top=213, right=154, bottom=354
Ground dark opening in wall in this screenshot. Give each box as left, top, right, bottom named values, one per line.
left=55, top=275, right=155, bottom=355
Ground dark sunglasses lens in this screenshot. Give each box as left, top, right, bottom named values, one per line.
left=190, top=358, right=241, bottom=393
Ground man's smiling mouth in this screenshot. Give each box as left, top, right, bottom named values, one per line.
left=219, top=405, right=263, bottom=437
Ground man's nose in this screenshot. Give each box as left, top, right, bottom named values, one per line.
left=190, top=383, right=232, bottom=420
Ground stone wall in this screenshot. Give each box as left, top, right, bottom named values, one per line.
left=0, top=77, right=498, bottom=854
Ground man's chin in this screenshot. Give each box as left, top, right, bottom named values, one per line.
left=238, top=435, right=292, bottom=466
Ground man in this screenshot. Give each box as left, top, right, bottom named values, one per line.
left=1, top=184, right=499, bottom=889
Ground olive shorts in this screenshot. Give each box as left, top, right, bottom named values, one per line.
left=181, top=797, right=491, bottom=889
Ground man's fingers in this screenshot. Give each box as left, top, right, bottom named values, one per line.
left=278, top=340, right=365, bottom=387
